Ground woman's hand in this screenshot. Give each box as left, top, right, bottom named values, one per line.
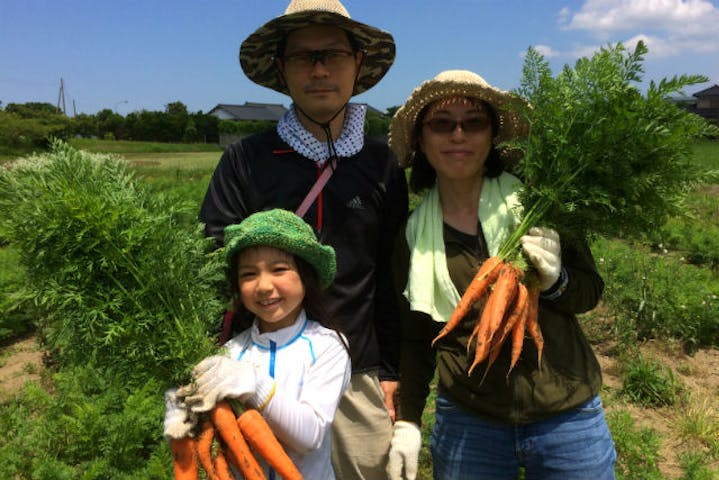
left=520, top=227, right=561, bottom=291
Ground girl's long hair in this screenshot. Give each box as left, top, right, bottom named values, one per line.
left=227, top=253, right=350, bottom=353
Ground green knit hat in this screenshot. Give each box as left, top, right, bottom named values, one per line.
left=224, top=209, right=336, bottom=289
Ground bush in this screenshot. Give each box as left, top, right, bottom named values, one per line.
left=592, top=237, right=719, bottom=351
left=620, top=354, right=683, bottom=407
left=0, top=140, right=229, bottom=477
left=607, top=409, right=663, bottom=480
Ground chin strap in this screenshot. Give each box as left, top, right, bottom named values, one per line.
left=293, top=102, right=347, bottom=163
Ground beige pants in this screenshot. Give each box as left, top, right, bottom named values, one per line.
left=331, top=372, right=393, bottom=479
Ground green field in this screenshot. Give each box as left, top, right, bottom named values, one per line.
left=1, top=138, right=718, bottom=479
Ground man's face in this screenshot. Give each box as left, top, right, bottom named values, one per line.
left=277, top=25, right=363, bottom=123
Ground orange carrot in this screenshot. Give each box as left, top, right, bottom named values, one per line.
left=468, top=264, right=519, bottom=375
left=196, top=419, right=218, bottom=480
left=433, top=256, right=504, bottom=346
left=480, top=282, right=529, bottom=384
left=507, top=298, right=528, bottom=377
left=210, top=401, right=266, bottom=480
left=237, top=409, right=303, bottom=480
left=213, top=450, right=234, bottom=480
left=170, top=437, right=198, bottom=480
left=525, top=285, right=544, bottom=368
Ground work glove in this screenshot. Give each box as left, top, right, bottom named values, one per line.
left=520, top=227, right=561, bottom=291
left=163, top=388, right=197, bottom=440
left=176, top=355, right=257, bottom=413
left=386, top=421, right=422, bottom=480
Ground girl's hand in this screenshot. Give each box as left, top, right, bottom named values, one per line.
left=163, top=388, right=197, bottom=440
left=520, top=227, right=561, bottom=291
left=177, top=356, right=257, bottom=412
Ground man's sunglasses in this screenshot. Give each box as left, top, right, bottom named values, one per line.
left=423, top=116, right=492, bottom=134
left=281, top=49, right=355, bottom=70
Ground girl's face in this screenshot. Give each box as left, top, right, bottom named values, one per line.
left=418, top=97, right=494, bottom=183
left=237, top=246, right=305, bottom=333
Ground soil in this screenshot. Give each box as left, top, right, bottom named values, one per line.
left=1, top=335, right=718, bottom=477
left=594, top=340, right=719, bottom=478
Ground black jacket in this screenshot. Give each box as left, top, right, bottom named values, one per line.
left=199, top=130, right=409, bottom=379
left=394, top=222, right=604, bottom=425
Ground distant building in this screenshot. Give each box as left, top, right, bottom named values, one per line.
left=683, top=84, right=719, bottom=121
left=209, top=102, right=288, bottom=122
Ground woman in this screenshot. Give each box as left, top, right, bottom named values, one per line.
left=385, top=70, right=616, bottom=480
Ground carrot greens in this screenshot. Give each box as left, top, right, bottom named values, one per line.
left=500, top=41, right=719, bottom=259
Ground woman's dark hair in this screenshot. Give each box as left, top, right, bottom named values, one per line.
left=408, top=99, right=504, bottom=194
left=227, top=251, right=350, bottom=353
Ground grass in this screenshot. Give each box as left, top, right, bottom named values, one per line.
left=67, top=138, right=222, bottom=154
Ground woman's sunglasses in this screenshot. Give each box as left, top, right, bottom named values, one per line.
left=423, top=116, right=492, bottom=134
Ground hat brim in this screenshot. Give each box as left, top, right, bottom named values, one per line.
left=239, top=11, right=395, bottom=95
left=389, top=77, right=529, bottom=167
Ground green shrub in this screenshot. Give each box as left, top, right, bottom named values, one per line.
left=592, top=237, right=719, bottom=351
left=0, top=367, right=173, bottom=479
left=219, top=119, right=276, bottom=135
left=678, top=452, right=719, bottom=480
left=0, top=140, right=224, bottom=386
left=608, top=409, right=663, bottom=480
left=620, top=354, right=683, bottom=407
left=0, top=247, right=36, bottom=341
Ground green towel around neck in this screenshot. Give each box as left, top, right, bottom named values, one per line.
left=403, top=172, right=523, bottom=323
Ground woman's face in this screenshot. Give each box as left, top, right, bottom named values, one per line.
left=418, top=97, right=494, bottom=183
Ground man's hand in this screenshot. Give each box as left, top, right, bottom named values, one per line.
left=520, top=227, right=562, bottom=291
left=380, top=380, right=398, bottom=422
left=386, top=421, right=422, bottom=480
left=176, top=355, right=257, bottom=412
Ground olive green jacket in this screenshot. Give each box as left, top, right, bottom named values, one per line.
left=394, top=223, right=604, bottom=425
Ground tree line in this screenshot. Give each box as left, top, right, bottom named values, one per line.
left=0, top=101, right=395, bottom=156
left=0, top=101, right=220, bottom=154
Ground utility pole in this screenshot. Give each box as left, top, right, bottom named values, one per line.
left=57, top=78, right=66, bottom=115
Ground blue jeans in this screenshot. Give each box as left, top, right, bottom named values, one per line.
left=430, top=394, right=616, bottom=480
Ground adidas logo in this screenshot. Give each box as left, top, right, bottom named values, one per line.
left=346, top=195, right=365, bottom=210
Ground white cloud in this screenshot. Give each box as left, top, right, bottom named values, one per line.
left=562, top=0, right=718, bottom=36
left=553, top=0, right=719, bottom=58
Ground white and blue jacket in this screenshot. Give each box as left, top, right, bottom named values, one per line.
left=223, top=310, right=351, bottom=480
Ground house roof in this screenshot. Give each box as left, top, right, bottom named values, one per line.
left=693, top=84, right=719, bottom=98
left=209, top=101, right=388, bottom=122
left=209, top=102, right=287, bottom=121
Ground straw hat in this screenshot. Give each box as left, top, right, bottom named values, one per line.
left=239, top=0, right=395, bottom=95
left=389, top=70, right=529, bottom=167
left=224, top=209, right=336, bottom=289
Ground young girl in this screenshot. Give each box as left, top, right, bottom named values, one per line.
left=175, top=208, right=351, bottom=479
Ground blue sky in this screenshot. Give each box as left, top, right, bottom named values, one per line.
left=1, top=0, right=718, bottom=115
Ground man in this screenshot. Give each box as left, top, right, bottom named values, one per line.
left=198, top=1, right=408, bottom=477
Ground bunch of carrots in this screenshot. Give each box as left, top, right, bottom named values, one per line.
left=171, top=401, right=302, bottom=480
left=432, top=256, right=543, bottom=382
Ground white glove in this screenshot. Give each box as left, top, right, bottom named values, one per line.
left=176, top=355, right=257, bottom=413
left=163, top=388, right=197, bottom=440
left=386, top=421, right=422, bottom=480
left=520, top=227, right=562, bottom=291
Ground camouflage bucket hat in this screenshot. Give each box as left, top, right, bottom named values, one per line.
left=239, top=0, right=395, bottom=95
left=224, top=209, right=337, bottom=290
left=389, top=70, right=530, bottom=167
